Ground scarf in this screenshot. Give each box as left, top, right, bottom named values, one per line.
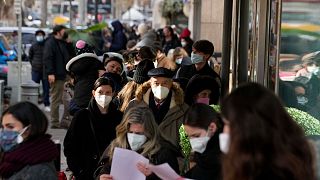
left=0, top=134, right=59, bottom=178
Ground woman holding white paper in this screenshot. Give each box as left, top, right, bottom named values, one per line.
left=182, top=103, right=223, bottom=180
left=95, top=106, right=179, bottom=180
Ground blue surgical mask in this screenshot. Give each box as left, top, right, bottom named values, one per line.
left=0, top=126, right=28, bottom=152
left=36, top=35, right=44, bottom=42
left=191, top=52, right=204, bottom=64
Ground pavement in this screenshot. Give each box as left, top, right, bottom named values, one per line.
left=39, top=104, right=70, bottom=176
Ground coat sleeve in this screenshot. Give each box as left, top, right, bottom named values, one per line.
left=63, top=111, right=85, bottom=176
left=109, top=33, right=126, bottom=52
left=43, top=39, right=55, bottom=75
left=28, top=44, right=34, bottom=65
left=93, top=147, right=112, bottom=180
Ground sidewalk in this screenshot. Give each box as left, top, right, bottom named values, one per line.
left=40, top=104, right=69, bottom=176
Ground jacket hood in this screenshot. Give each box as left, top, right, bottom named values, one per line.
left=135, top=81, right=185, bottom=106
left=111, top=20, right=123, bottom=32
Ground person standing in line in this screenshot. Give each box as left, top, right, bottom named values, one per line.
left=126, top=67, right=189, bottom=156
left=43, top=25, right=71, bottom=128
left=161, top=26, right=181, bottom=55
left=184, top=75, right=220, bottom=105
left=174, top=40, right=221, bottom=91
left=182, top=103, right=223, bottom=180
left=65, top=40, right=103, bottom=116
left=64, top=77, right=123, bottom=180
left=0, top=102, right=59, bottom=179
left=28, top=29, right=50, bottom=111
left=95, top=106, right=179, bottom=180
left=220, top=82, right=316, bottom=180
left=105, top=20, right=128, bottom=52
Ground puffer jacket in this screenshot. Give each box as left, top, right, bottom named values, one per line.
left=29, top=41, right=45, bottom=72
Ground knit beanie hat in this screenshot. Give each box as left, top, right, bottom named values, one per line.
left=75, top=40, right=95, bottom=55
left=180, top=28, right=191, bottom=39
left=133, top=59, right=155, bottom=84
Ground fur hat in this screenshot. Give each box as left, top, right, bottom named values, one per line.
left=66, top=40, right=99, bottom=72
left=184, top=75, right=220, bottom=105
left=133, top=60, right=155, bottom=84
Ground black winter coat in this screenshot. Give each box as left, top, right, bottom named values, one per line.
left=64, top=98, right=123, bottom=180
left=162, top=35, right=181, bottom=55
left=175, top=63, right=221, bottom=91
left=185, top=133, right=222, bottom=180
left=109, top=20, right=127, bottom=52
left=67, top=54, right=102, bottom=108
left=43, top=36, right=71, bottom=80
left=29, top=41, right=45, bottom=72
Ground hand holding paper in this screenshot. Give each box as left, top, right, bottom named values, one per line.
left=110, top=148, right=149, bottom=180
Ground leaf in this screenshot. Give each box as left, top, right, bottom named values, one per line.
left=83, top=22, right=108, bottom=33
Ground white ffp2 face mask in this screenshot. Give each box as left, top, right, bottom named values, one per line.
left=307, top=66, right=319, bottom=74
left=151, top=86, right=170, bottom=100
left=219, top=132, right=230, bottom=154
left=95, top=95, right=112, bottom=108
left=127, top=133, right=147, bottom=151
left=189, top=136, right=210, bottom=153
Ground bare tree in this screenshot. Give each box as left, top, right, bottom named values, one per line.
left=0, top=0, right=16, bottom=26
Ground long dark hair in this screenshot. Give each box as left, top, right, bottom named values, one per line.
left=220, top=83, right=315, bottom=180
left=183, top=103, right=222, bottom=131
left=2, top=102, right=48, bottom=139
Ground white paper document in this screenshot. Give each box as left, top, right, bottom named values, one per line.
left=110, top=147, right=149, bottom=180
left=148, top=163, right=182, bottom=180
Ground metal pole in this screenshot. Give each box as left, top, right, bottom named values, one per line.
left=111, top=0, right=114, bottom=19
left=79, top=0, right=85, bottom=27
left=275, top=0, right=282, bottom=94
left=232, top=0, right=240, bottom=88
left=41, top=0, right=47, bottom=27
left=238, top=0, right=250, bottom=83
left=17, top=0, right=22, bottom=102
left=95, top=0, right=99, bottom=23
left=221, top=0, right=233, bottom=96
left=69, top=0, right=72, bottom=28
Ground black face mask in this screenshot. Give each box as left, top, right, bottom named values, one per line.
left=62, top=32, right=68, bottom=40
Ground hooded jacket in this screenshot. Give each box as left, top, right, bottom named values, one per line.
left=127, top=82, right=188, bottom=151
left=109, top=20, right=127, bottom=52
left=66, top=53, right=102, bottom=109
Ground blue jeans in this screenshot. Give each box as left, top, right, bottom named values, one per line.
left=31, top=70, right=50, bottom=106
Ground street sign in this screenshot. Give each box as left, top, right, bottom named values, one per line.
left=14, top=0, right=21, bottom=15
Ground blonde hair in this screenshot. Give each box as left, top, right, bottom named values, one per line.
left=118, top=81, right=140, bottom=112
left=107, top=106, right=161, bottom=162
left=172, top=47, right=189, bottom=62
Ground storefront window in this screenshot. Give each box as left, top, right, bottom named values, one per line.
left=279, top=0, right=320, bottom=119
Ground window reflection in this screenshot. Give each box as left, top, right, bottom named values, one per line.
left=280, top=0, right=320, bottom=119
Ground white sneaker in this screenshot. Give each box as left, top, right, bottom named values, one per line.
left=44, top=106, right=51, bottom=112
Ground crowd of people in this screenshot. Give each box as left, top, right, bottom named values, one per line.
left=0, top=20, right=319, bottom=180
